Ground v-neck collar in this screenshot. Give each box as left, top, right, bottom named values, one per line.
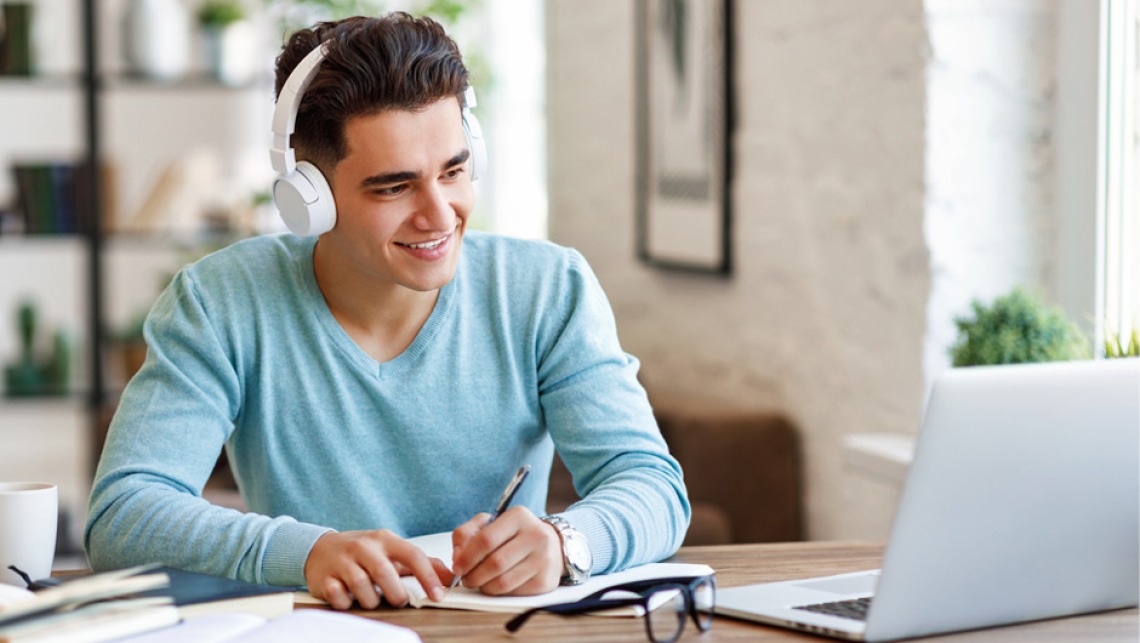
left=296, top=238, right=458, bottom=379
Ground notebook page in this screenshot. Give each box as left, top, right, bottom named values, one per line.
left=296, top=532, right=714, bottom=615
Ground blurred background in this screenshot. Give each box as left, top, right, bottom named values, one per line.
left=0, top=0, right=1136, bottom=564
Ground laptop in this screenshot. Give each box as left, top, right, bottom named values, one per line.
left=716, top=359, right=1140, bottom=641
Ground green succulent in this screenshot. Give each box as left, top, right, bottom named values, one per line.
left=949, top=288, right=1090, bottom=367
left=198, top=0, right=246, bottom=27
left=17, top=300, right=37, bottom=360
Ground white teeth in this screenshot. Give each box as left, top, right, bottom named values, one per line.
left=406, top=238, right=444, bottom=250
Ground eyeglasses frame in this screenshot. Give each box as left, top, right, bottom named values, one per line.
left=504, top=574, right=716, bottom=643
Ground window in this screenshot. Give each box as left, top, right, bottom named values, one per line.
left=1055, top=0, right=1138, bottom=354
left=1101, top=0, right=1139, bottom=351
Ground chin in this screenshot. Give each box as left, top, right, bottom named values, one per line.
left=407, top=263, right=460, bottom=292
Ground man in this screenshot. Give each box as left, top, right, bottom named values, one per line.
left=85, top=13, right=689, bottom=611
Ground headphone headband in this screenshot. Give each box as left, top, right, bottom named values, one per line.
left=270, top=42, right=330, bottom=176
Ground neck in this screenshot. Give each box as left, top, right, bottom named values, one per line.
left=311, top=239, right=441, bottom=363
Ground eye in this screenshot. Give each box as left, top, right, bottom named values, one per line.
left=373, top=184, right=407, bottom=197
left=443, top=166, right=465, bottom=180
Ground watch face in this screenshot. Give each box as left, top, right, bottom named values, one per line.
left=565, top=531, right=592, bottom=573
left=544, top=516, right=592, bottom=583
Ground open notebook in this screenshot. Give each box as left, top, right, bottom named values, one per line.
left=114, top=609, right=422, bottom=643
left=295, top=531, right=714, bottom=614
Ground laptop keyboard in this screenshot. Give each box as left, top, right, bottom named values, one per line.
left=792, top=596, right=873, bottom=621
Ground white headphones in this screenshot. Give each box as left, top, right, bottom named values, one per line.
left=269, top=42, right=487, bottom=237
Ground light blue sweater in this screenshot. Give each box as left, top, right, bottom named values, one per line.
left=85, top=232, right=690, bottom=587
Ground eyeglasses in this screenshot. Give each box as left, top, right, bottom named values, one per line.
left=505, top=575, right=716, bottom=643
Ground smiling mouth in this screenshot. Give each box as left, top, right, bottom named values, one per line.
left=398, top=236, right=448, bottom=250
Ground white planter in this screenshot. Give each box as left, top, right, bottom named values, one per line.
left=122, top=0, right=191, bottom=82
left=202, top=20, right=258, bottom=86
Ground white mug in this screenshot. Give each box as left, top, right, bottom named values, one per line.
left=0, top=482, right=57, bottom=586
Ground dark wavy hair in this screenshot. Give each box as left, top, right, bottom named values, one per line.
left=274, top=13, right=469, bottom=173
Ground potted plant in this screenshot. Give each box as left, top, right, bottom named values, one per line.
left=197, top=0, right=258, bottom=86
left=949, top=288, right=1090, bottom=366
left=3, top=300, right=72, bottom=397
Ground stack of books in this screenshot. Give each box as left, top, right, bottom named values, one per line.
left=0, top=559, right=454, bottom=642
left=0, top=564, right=297, bottom=643
left=0, top=565, right=177, bottom=643
left=8, top=162, right=98, bottom=236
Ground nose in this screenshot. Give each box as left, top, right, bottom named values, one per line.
left=412, top=182, right=455, bottom=231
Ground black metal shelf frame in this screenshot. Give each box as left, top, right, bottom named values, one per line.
left=82, top=0, right=104, bottom=416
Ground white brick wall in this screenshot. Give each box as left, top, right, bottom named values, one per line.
left=548, top=0, right=1059, bottom=539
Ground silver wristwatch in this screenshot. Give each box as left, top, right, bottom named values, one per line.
left=542, top=515, right=592, bottom=586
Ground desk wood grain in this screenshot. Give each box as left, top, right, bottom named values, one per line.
left=336, top=541, right=1138, bottom=642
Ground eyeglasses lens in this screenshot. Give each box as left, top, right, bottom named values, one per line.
left=693, top=577, right=716, bottom=631
left=646, top=587, right=686, bottom=643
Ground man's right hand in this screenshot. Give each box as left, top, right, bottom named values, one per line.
left=303, top=530, right=450, bottom=610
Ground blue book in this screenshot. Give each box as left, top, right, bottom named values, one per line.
left=134, top=568, right=297, bottom=620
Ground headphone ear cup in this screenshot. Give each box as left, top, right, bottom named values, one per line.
left=272, top=161, right=336, bottom=236
left=463, top=109, right=487, bottom=182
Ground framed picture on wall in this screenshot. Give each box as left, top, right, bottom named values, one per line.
left=636, top=0, right=733, bottom=275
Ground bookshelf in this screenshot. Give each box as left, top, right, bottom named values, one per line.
left=0, top=0, right=274, bottom=553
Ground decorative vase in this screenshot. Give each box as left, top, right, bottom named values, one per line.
left=122, top=0, right=191, bottom=82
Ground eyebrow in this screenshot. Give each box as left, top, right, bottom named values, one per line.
left=359, top=150, right=471, bottom=189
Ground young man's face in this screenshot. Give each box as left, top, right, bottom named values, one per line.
left=322, top=96, right=475, bottom=293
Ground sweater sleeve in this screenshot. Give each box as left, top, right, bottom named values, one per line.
left=83, top=269, right=330, bottom=587
left=536, top=250, right=691, bottom=574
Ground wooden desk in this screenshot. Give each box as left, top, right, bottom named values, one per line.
left=344, top=541, right=1139, bottom=642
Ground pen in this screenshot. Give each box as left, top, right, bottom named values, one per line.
left=450, top=464, right=531, bottom=590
